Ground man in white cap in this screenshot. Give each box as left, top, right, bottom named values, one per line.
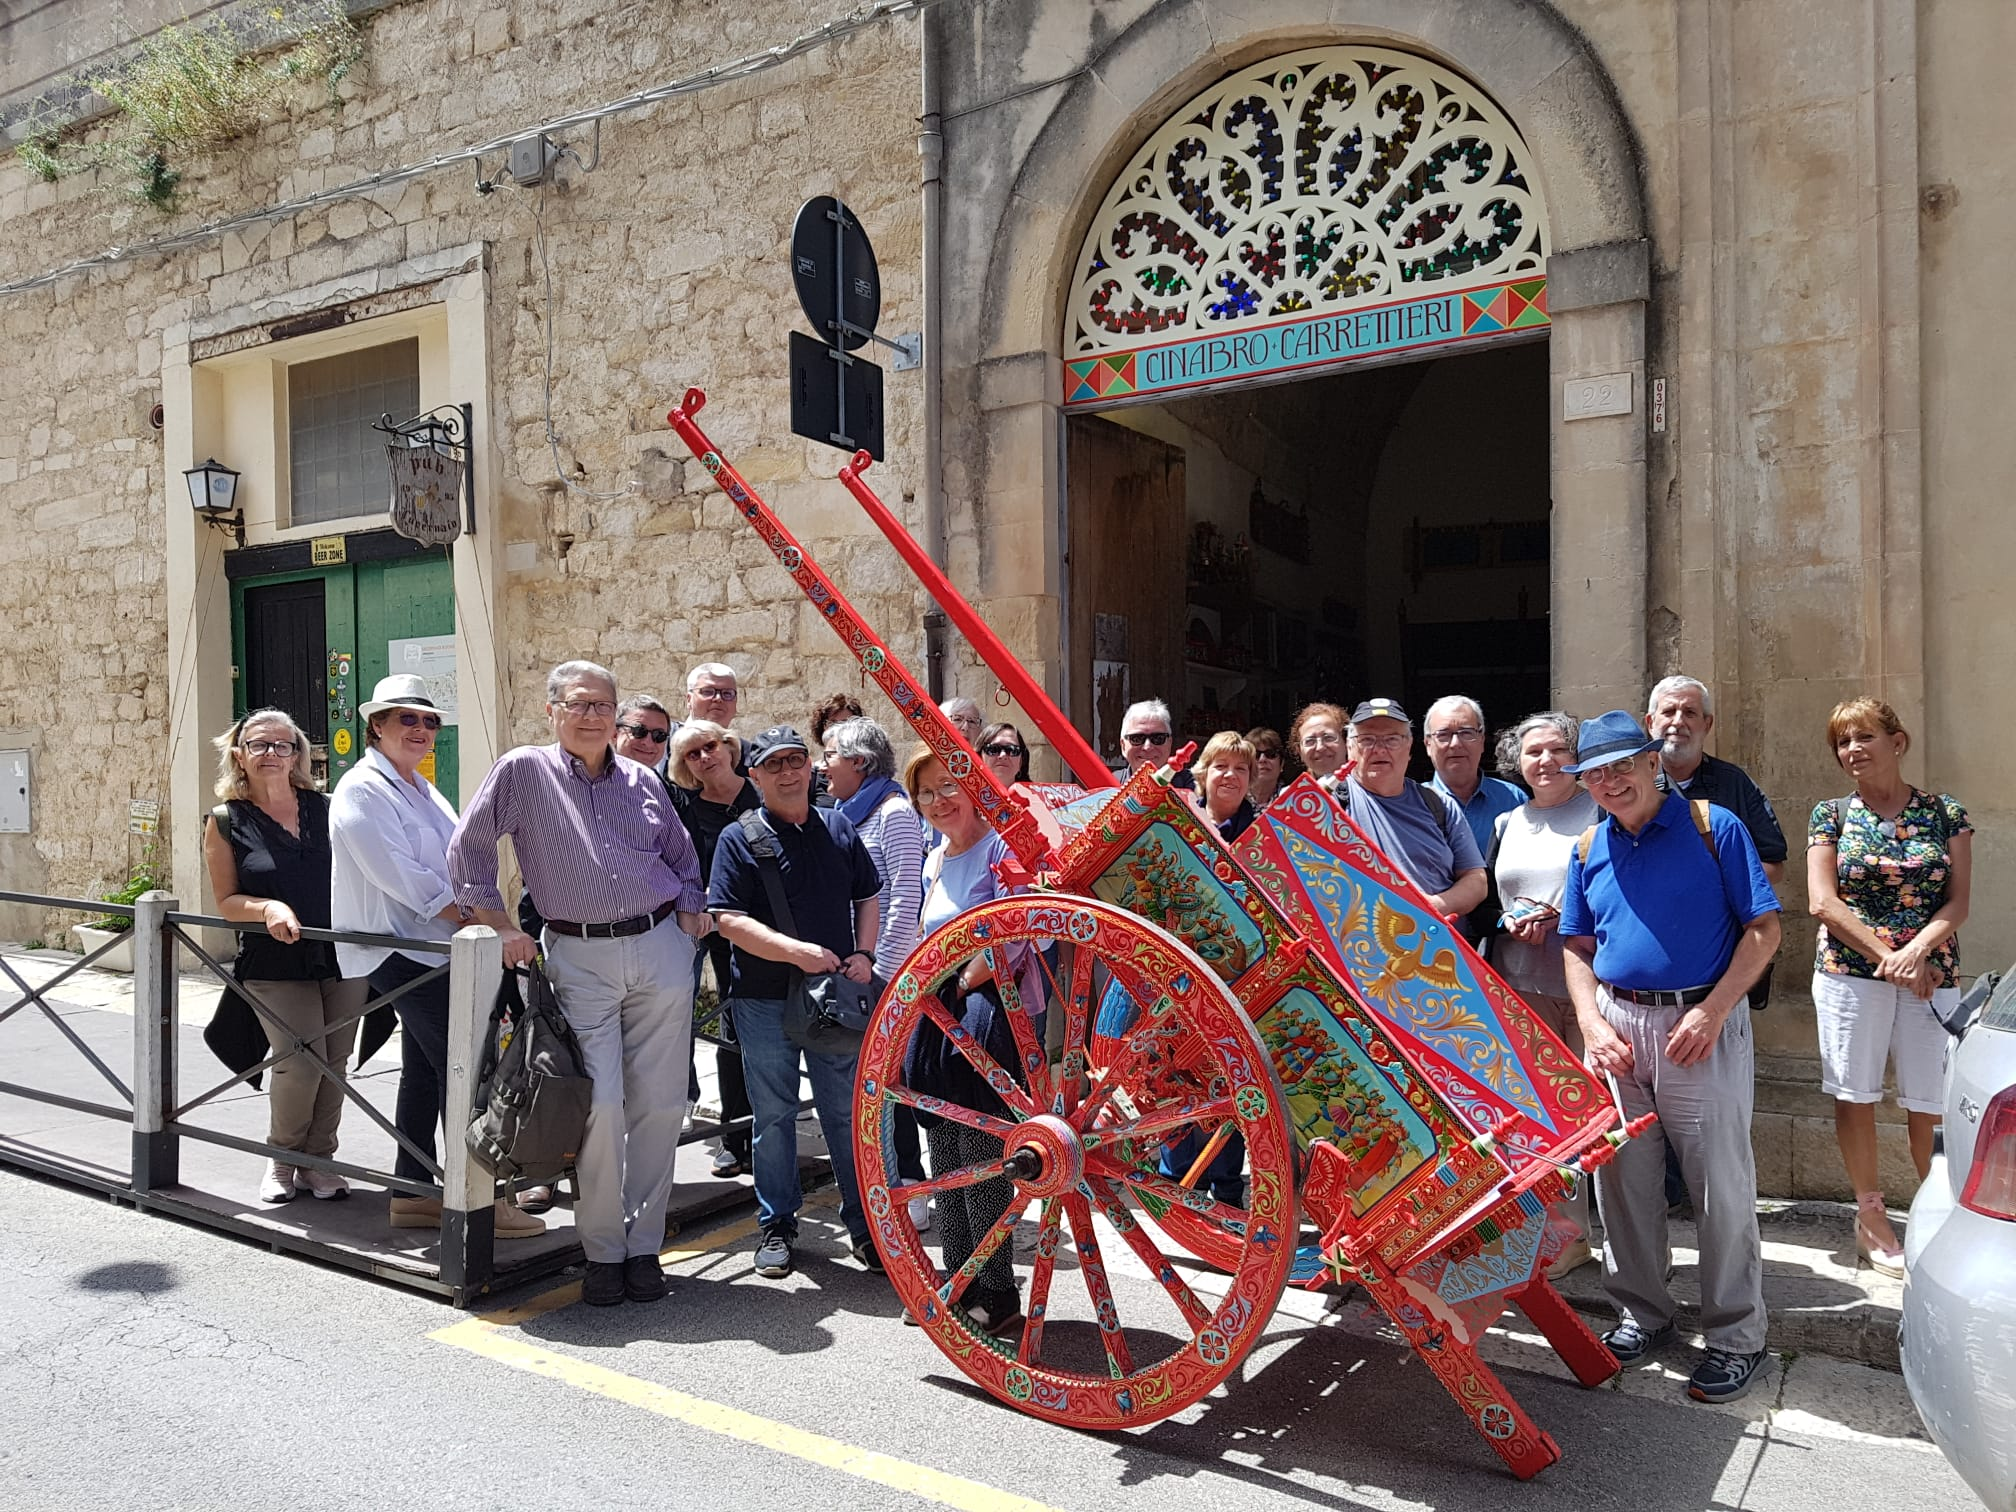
left=1337, top=698, right=1487, bottom=925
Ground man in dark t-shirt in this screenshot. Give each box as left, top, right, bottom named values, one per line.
left=709, top=725, right=882, bottom=1282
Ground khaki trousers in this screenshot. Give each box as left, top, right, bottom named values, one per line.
left=246, top=977, right=369, bottom=1159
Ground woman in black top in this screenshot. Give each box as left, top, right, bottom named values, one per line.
left=203, top=709, right=368, bottom=1205
left=668, top=719, right=760, bottom=1177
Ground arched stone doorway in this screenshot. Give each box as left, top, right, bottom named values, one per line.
left=933, top=1, right=1649, bottom=770
left=1056, top=45, right=1555, bottom=760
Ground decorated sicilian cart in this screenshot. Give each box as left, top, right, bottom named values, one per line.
left=667, top=389, right=1655, bottom=1479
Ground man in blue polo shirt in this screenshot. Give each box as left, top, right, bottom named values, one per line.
left=1559, top=710, right=1782, bottom=1405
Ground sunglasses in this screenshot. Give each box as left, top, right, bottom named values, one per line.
left=392, top=711, right=442, bottom=731
left=617, top=722, right=670, bottom=744
left=981, top=742, right=1025, bottom=758
left=1122, top=730, right=1171, bottom=748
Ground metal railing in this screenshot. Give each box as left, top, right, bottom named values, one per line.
left=0, top=889, right=534, bottom=1303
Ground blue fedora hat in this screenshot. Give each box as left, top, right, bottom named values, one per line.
left=1560, top=710, right=1662, bottom=774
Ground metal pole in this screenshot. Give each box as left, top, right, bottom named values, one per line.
left=130, top=890, right=179, bottom=1190
left=918, top=4, right=950, bottom=697
left=829, top=200, right=851, bottom=448
left=441, top=924, right=500, bottom=1300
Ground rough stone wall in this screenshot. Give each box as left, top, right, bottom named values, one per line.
left=0, top=0, right=931, bottom=933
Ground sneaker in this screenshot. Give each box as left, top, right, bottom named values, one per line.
left=492, top=1199, right=547, bottom=1240
left=754, top=1229, right=794, bottom=1278
left=624, top=1254, right=669, bottom=1303
left=711, top=1147, right=745, bottom=1179
left=514, top=1184, right=555, bottom=1214
left=907, top=1194, right=933, bottom=1232
left=259, top=1162, right=297, bottom=1204
left=583, top=1260, right=626, bottom=1307
left=1545, top=1239, right=1595, bottom=1280
left=293, top=1166, right=350, bottom=1201
left=1688, top=1347, right=1770, bottom=1403
left=1602, top=1319, right=1678, bottom=1364
left=967, top=1302, right=1025, bottom=1337
left=388, top=1194, right=443, bottom=1229
left=852, top=1237, right=885, bottom=1273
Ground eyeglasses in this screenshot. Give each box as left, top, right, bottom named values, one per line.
left=982, top=743, right=1025, bottom=758
left=1300, top=731, right=1342, bottom=748
left=758, top=752, right=809, bottom=772
left=690, top=739, right=723, bottom=759
left=394, top=711, right=443, bottom=731
left=240, top=739, right=298, bottom=757
left=693, top=686, right=737, bottom=701
left=1578, top=754, right=1643, bottom=786
left=557, top=699, right=616, bottom=719
left=919, top=782, right=967, bottom=804
left=1426, top=727, right=1484, bottom=746
left=1354, top=733, right=1407, bottom=751
left=1122, top=730, right=1171, bottom=748
left=617, top=723, right=670, bottom=744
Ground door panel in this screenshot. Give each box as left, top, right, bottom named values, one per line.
left=239, top=579, right=328, bottom=741
left=1066, top=415, right=1187, bottom=766
left=356, top=554, right=457, bottom=805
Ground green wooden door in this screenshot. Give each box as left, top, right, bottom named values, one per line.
left=356, top=554, right=458, bottom=805
left=232, top=565, right=359, bottom=785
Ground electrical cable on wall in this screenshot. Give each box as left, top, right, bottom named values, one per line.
left=530, top=180, right=633, bottom=501
left=0, top=0, right=945, bottom=301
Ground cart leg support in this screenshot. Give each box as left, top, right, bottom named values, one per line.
left=1510, top=1275, right=1621, bottom=1388
left=1355, top=1262, right=1562, bottom=1480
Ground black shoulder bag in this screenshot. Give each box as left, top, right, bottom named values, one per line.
left=736, top=810, right=881, bottom=1056
left=466, top=962, right=594, bottom=1183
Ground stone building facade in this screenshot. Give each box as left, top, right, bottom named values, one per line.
left=2, top=0, right=2010, bottom=1196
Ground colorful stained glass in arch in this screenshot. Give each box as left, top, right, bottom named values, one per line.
left=1066, top=46, right=1549, bottom=359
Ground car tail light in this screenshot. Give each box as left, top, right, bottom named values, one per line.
left=1959, top=1085, right=2016, bottom=1220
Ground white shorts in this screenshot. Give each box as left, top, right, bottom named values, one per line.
left=1810, top=971, right=1952, bottom=1114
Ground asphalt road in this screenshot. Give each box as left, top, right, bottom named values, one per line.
left=0, top=1168, right=1982, bottom=1512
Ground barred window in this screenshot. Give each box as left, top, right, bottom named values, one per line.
left=286, top=339, right=419, bottom=526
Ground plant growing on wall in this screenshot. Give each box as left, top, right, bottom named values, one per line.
left=92, top=847, right=163, bottom=931
left=16, top=1, right=364, bottom=211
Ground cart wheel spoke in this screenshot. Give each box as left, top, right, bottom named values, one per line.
left=1065, top=1194, right=1136, bottom=1378
left=880, top=1081, right=1022, bottom=1140
left=1099, top=1158, right=1252, bottom=1231
left=919, top=988, right=1039, bottom=1120
left=988, top=946, right=1054, bottom=1111
left=1081, top=1098, right=1236, bottom=1154
left=1086, top=1174, right=1214, bottom=1332
left=899, top=1157, right=1017, bottom=1201
left=938, top=1192, right=1031, bottom=1312
left=1017, top=1197, right=1064, bottom=1367
left=1037, top=944, right=1097, bottom=1116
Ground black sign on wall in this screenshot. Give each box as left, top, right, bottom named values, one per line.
left=787, top=195, right=886, bottom=459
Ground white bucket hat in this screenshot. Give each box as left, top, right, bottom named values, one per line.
left=358, top=673, right=438, bottom=721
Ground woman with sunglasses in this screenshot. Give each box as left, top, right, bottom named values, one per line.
left=330, top=675, right=545, bottom=1237
left=206, top=706, right=370, bottom=1206
left=977, top=722, right=1031, bottom=788
left=668, top=718, right=761, bottom=1178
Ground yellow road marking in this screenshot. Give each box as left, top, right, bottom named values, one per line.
left=432, top=1192, right=1063, bottom=1512
left=434, top=1322, right=1060, bottom=1512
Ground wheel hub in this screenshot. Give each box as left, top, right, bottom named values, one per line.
left=1003, top=1113, right=1083, bottom=1199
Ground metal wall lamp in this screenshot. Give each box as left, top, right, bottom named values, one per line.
left=184, top=458, right=244, bottom=547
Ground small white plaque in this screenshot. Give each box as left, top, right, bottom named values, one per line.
left=1562, top=371, right=1634, bottom=421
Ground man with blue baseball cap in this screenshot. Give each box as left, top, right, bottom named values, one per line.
left=1558, top=709, right=1781, bottom=1405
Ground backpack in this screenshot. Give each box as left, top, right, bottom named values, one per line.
left=1577, top=797, right=1716, bottom=866
left=466, top=962, right=594, bottom=1184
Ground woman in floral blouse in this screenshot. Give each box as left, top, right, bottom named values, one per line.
left=1806, top=697, right=1971, bottom=1277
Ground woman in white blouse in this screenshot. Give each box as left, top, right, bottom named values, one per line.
left=1488, top=710, right=1600, bottom=1278
left=330, top=675, right=544, bottom=1240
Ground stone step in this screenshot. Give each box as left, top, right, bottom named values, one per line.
left=1553, top=1198, right=1905, bottom=1370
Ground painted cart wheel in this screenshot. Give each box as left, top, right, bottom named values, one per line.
left=854, top=896, right=1298, bottom=1430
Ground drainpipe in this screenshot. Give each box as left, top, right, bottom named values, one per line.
left=918, top=3, right=950, bottom=700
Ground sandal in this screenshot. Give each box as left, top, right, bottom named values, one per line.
left=1855, top=1191, right=1905, bottom=1278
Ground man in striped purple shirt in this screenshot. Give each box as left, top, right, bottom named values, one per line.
left=448, top=659, right=711, bottom=1308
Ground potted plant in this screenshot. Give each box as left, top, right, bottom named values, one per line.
left=72, top=855, right=162, bottom=974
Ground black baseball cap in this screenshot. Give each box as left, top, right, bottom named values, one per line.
left=1348, top=698, right=1410, bottom=726
left=743, top=725, right=809, bottom=766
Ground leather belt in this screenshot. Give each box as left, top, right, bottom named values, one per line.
left=544, top=900, right=676, bottom=939
left=1604, top=982, right=1717, bottom=1008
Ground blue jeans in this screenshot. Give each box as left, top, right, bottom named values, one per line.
left=731, top=995, right=867, bottom=1245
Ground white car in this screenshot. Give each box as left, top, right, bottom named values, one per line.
left=1901, top=965, right=2016, bottom=1511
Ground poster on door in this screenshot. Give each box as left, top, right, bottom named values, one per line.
left=388, top=634, right=458, bottom=725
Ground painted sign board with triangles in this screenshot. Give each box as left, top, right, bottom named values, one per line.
left=1062, top=273, right=1549, bottom=408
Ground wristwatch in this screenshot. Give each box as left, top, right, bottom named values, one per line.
left=847, top=949, right=875, bottom=965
